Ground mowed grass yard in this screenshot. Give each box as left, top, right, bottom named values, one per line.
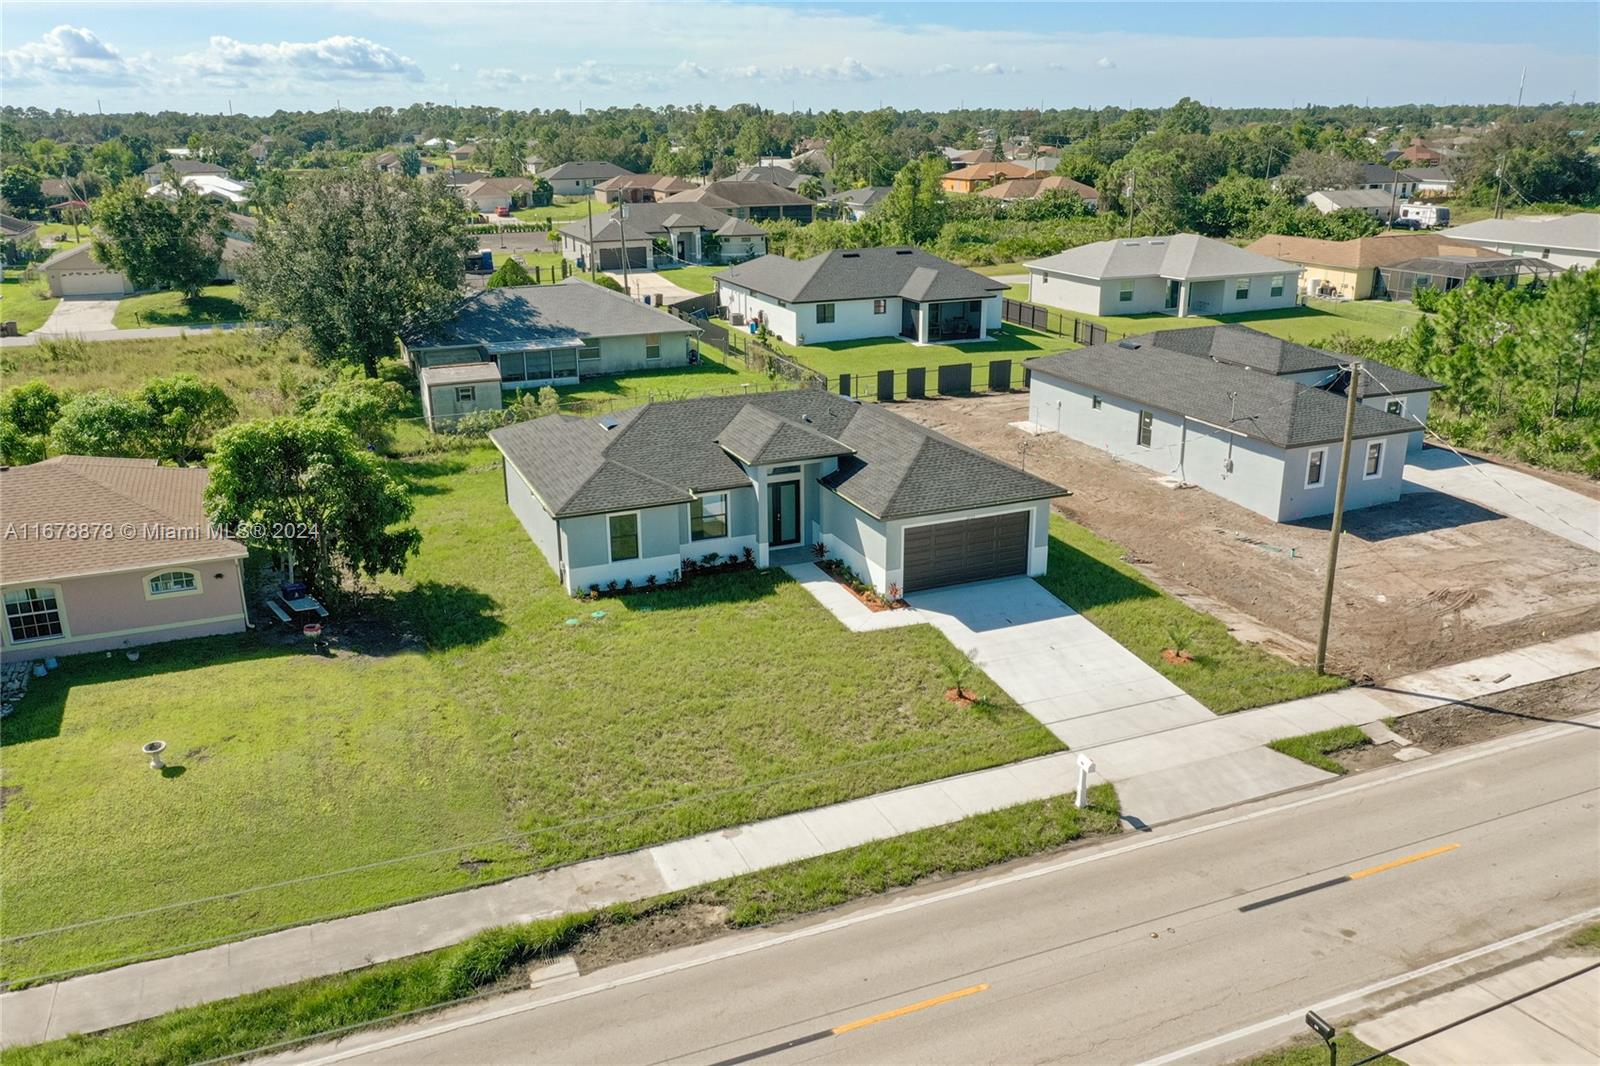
left=1074, top=298, right=1424, bottom=347
left=774, top=323, right=1078, bottom=380
left=657, top=264, right=725, bottom=294
left=512, top=195, right=601, bottom=224
left=110, top=285, right=250, bottom=329
left=553, top=351, right=780, bottom=408
left=1, top=269, right=60, bottom=334
left=0, top=446, right=1060, bottom=981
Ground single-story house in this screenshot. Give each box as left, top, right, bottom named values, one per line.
left=148, top=173, right=250, bottom=206
left=40, top=177, right=72, bottom=201
left=403, top=278, right=702, bottom=428
left=1024, top=325, right=1437, bottom=522
left=1009, top=154, right=1064, bottom=174
left=557, top=203, right=768, bottom=271
left=1379, top=254, right=1561, bottom=303
left=940, top=162, right=1044, bottom=195
left=490, top=390, right=1065, bottom=595
left=442, top=169, right=490, bottom=188
left=1, top=213, right=39, bottom=240
left=1441, top=214, right=1600, bottom=271
left=715, top=246, right=1004, bottom=346
left=820, top=186, right=891, bottom=221
left=941, top=148, right=998, bottom=167
left=0, top=456, right=249, bottom=661
left=38, top=243, right=131, bottom=297
left=1025, top=234, right=1300, bottom=318
left=447, top=144, right=478, bottom=162
left=1396, top=140, right=1449, bottom=166
left=543, top=161, right=632, bottom=197
left=371, top=150, right=437, bottom=175
left=978, top=175, right=1098, bottom=209
left=1401, top=167, right=1456, bottom=199
left=141, top=160, right=229, bottom=187
left=1305, top=188, right=1403, bottom=221
left=458, top=177, right=535, bottom=214
left=1244, top=232, right=1501, bottom=301
left=662, top=181, right=815, bottom=223
left=729, top=165, right=825, bottom=192
left=592, top=174, right=697, bottom=204
left=1349, top=162, right=1409, bottom=195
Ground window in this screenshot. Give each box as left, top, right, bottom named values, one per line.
left=1306, top=448, right=1327, bottom=489
left=1235, top=277, right=1251, bottom=301
left=454, top=386, right=476, bottom=404
left=644, top=333, right=661, bottom=361
left=551, top=349, right=578, bottom=378
left=1137, top=410, right=1153, bottom=448
left=690, top=493, right=729, bottom=541
left=579, top=338, right=601, bottom=364
left=1118, top=280, right=1134, bottom=303
left=499, top=352, right=525, bottom=383
left=5, top=586, right=62, bottom=643
left=1270, top=275, right=1285, bottom=298
left=872, top=299, right=886, bottom=315
left=1091, top=394, right=1103, bottom=410
left=608, top=513, right=639, bottom=562
left=769, top=464, right=801, bottom=475
left=815, top=303, right=835, bottom=324
left=1385, top=398, right=1406, bottom=417
left=148, top=571, right=197, bottom=597
left=1364, top=440, right=1385, bottom=479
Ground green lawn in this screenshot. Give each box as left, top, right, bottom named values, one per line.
left=658, top=264, right=725, bottom=294
left=512, top=196, right=600, bottom=224
left=1, top=269, right=60, bottom=334
left=110, top=285, right=250, bottom=329
left=1039, top=515, right=1348, bottom=713
left=0, top=446, right=1060, bottom=981
left=971, top=262, right=1032, bottom=277
left=1234, top=1034, right=1399, bottom=1066
left=36, top=222, right=89, bottom=248
left=1070, top=298, right=1423, bottom=347
left=1268, top=725, right=1372, bottom=774
left=774, top=323, right=1077, bottom=381
left=553, top=351, right=780, bottom=409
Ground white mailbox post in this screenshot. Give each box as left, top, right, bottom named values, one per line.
left=1075, top=753, right=1095, bottom=808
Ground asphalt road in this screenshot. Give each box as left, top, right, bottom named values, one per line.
left=270, top=716, right=1600, bottom=1066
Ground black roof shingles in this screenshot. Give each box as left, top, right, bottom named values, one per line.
left=715, top=247, right=1004, bottom=304
left=492, top=391, right=1064, bottom=520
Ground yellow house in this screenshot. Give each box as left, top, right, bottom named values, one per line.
left=1245, top=233, right=1503, bottom=301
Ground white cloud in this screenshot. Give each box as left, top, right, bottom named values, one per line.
left=676, top=60, right=713, bottom=78
left=923, top=63, right=960, bottom=76
left=729, top=56, right=878, bottom=83
left=972, top=62, right=1009, bottom=76
left=180, top=34, right=422, bottom=83
left=1096, top=56, right=1117, bottom=69
left=1, top=24, right=143, bottom=86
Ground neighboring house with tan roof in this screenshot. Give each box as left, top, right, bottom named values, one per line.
left=592, top=174, right=697, bottom=204
left=940, top=162, right=1044, bottom=195
left=0, top=457, right=249, bottom=660
left=457, top=177, right=535, bottom=214
left=371, top=150, right=437, bottom=176
left=1245, top=232, right=1501, bottom=300
left=940, top=147, right=998, bottom=168
left=978, top=175, right=1098, bottom=209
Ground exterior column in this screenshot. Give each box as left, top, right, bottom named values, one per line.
left=1177, top=281, right=1191, bottom=317
left=918, top=303, right=930, bottom=344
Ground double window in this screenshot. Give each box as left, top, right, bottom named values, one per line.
left=608, top=513, right=640, bottom=562
left=148, top=570, right=198, bottom=597
left=690, top=493, right=729, bottom=541
left=1136, top=410, right=1154, bottom=448
left=5, top=586, right=63, bottom=643
left=1118, top=280, right=1135, bottom=303
left=1235, top=277, right=1251, bottom=301
left=644, top=333, right=661, bottom=361
left=815, top=303, right=835, bottom=324
left=1364, top=440, right=1385, bottom=479
left=1306, top=448, right=1327, bottom=489
left=578, top=339, right=602, bottom=366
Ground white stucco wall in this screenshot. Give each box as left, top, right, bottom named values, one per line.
left=792, top=296, right=903, bottom=345
left=1026, top=270, right=1296, bottom=318
left=503, top=462, right=563, bottom=579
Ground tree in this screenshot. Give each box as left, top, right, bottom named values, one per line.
left=396, top=145, right=423, bottom=178
left=1161, top=97, right=1213, bottom=136
left=0, top=165, right=45, bottom=216
left=92, top=176, right=226, bottom=300
left=878, top=156, right=948, bottom=246
left=134, top=373, right=236, bottom=463
left=89, top=139, right=138, bottom=184
left=205, top=416, right=421, bottom=600
left=0, top=380, right=62, bottom=464
left=301, top=375, right=409, bottom=449
left=528, top=176, right=554, bottom=207
left=1280, top=150, right=1366, bottom=192
left=795, top=175, right=826, bottom=202
left=238, top=170, right=476, bottom=377
left=487, top=258, right=535, bottom=288
left=48, top=391, right=150, bottom=457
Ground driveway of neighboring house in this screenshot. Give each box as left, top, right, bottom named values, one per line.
left=1403, top=445, right=1600, bottom=553
left=609, top=270, right=698, bottom=306
left=35, top=295, right=121, bottom=335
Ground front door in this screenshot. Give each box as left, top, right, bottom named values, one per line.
left=769, top=481, right=800, bottom=546
left=1165, top=279, right=1180, bottom=310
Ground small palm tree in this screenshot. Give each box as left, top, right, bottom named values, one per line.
left=941, top=653, right=976, bottom=701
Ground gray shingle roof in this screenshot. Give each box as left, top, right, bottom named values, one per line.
left=715, top=247, right=1003, bottom=304
left=729, top=165, right=812, bottom=190
left=141, top=160, right=228, bottom=179
left=542, top=161, right=630, bottom=181
left=716, top=405, right=855, bottom=465
left=1149, top=325, right=1440, bottom=393
left=559, top=203, right=766, bottom=245
left=1027, top=234, right=1296, bottom=282
left=491, top=391, right=1063, bottom=519
left=1025, top=328, right=1422, bottom=449
left=409, top=278, right=699, bottom=354
left=1443, top=213, right=1600, bottom=254
left=664, top=181, right=815, bottom=209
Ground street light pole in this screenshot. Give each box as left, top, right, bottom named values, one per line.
left=1314, top=362, right=1361, bottom=675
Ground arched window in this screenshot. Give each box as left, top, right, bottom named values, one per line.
left=147, top=570, right=200, bottom=597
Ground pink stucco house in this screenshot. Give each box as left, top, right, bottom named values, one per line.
left=0, top=457, right=250, bottom=660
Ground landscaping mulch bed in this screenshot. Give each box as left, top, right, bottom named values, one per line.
left=816, top=558, right=908, bottom=612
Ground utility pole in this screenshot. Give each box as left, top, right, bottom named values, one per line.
left=584, top=193, right=597, bottom=281
left=1314, top=363, right=1362, bottom=675
left=1491, top=67, right=1526, bottom=220
left=616, top=202, right=634, bottom=298
left=1124, top=169, right=1136, bottom=239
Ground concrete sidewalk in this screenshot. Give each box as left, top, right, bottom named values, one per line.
left=4, top=626, right=1594, bottom=1045
left=1404, top=445, right=1599, bottom=553
left=1354, top=953, right=1600, bottom=1064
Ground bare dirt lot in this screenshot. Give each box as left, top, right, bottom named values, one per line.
left=896, top=393, right=1600, bottom=680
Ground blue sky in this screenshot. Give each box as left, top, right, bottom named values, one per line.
left=3, top=2, right=1595, bottom=115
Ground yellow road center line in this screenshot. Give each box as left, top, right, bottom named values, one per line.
left=831, top=983, right=990, bottom=1035
left=1349, top=843, right=1460, bottom=880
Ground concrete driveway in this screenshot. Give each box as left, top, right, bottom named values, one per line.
left=35, top=295, right=121, bottom=336
left=1404, top=445, right=1599, bottom=552
left=907, top=577, right=1215, bottom=747
left=607, top=270, right=698, bottom=305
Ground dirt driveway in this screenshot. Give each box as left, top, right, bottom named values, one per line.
left=896, top=393, right=1600, bottom=681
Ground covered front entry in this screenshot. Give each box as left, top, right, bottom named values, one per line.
left=769, top=480, right=801, bottom=546
left=902, top=511, right=1029, bottom=591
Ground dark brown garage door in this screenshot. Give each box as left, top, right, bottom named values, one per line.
left=902, top=511, right=1030, bottom=592
left=597, top=245, right=648, bottom=271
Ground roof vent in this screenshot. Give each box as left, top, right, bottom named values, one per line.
left=1117, top=340, right=1142, bottom=350
left=1148, top=239, right=1166, bottom=245
left=894, top=249, right=913, bottom=255
left=802, top=413, right=814, bottom=423
left=841, top=252, right=860, bottom=258
left=598, top=415, right=620, bottom=431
